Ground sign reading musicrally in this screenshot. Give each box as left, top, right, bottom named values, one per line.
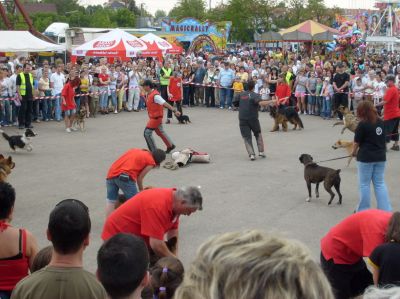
left=161, top=18, right=232, bottom=50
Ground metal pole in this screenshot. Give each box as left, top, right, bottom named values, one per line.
left=389, top=3, right=393, bottom=52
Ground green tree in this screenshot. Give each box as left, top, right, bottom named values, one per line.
left=224, top=0, right=255, bottom=42
left=288, top=0, right=307, bottom=25
left=154, top=9, right=167, bottom=19
left=89, top=9, right=116, bottom=28
left=111, top=8, right=136, bottom=27
left=169, top=0, right=206, bottom=20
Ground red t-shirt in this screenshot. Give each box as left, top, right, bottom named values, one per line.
left=101, top=188, right=179, bottom=246
left=61, top=82, right=76, bottom=111
left=383, top=86, right=400, bottom=120
left=107, top=149, right=156, bottom=181
left=98, top=73, right=109, bottom=87
left=275, top=83, right=291, bottom=103
left=168, top=77, right=182, bottom=101
left=321, top=209, right=392, bottom=264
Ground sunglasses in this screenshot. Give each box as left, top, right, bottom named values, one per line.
left=55, top=199, right=89, bottom=213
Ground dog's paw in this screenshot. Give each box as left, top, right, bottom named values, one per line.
left=306, top=197, right=311, bottom=202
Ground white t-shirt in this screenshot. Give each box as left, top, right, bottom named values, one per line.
left=50, top=72, right=65, bottom=95
left=259, top=87, right=270, bottom=100
left=154, top=94, right=166, bottom=105
left=353, top=84, right=364, bottom=100
left=374, top=81, right=386, bottom=98
left=128, top=71, right=140, bottom=88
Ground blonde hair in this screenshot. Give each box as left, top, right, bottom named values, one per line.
left=174, top=230, right=334, bottom=299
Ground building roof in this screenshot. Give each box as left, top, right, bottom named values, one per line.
left=21, top=3, right=57, bottom=14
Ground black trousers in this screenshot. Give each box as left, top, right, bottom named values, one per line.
left=205, top=86, right=215, bottom=107
left=18, top=98, right=33, bottom=128
left=334, top=93, right=348, bottom=120
left=385, top=117, right=400, bottom=142
left=320, top=253, right=373, bottom=299
left=167, top=100, right=182, bottom=119
left=160, top=85, right=168, bottom=101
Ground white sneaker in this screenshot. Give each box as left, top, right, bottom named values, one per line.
left=250, top=155, right=255, bottom=161
left=71, top=127, right=78, bottom=132
left=114, top=110, right=118, bottom=114
left=228, top=107, right=232, bottom=110
left=66, top=128, right=71, bottom=133
left=259, top=152, right=266, bottom=158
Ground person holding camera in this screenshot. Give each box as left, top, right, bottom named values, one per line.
left=142, top=80, right=181, bottom=153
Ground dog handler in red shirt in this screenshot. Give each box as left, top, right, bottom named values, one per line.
left=105, top=148, right=166, bottom=216
left=320, top=209, right=398, bottom=299
left=102, top=186, right=202, bottom=259
left=166, top=71, right=183, bottom=124
left=376, top=75, right=400, bottom=151
left=142, top=80, right=181, bottom=153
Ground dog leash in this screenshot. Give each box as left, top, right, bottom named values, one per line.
left=316, top=156, right=351, bottom=163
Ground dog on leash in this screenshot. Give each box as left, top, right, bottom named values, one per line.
left=333, top=105, right=359, bottom=134
left=270, top=106, right=304, bottom=132
left=176, top=114, right=191, bottom=124
left=332, top=140, right=354, bottom=166
left=0, top=155, right=15, bottom=182
left=299, top=154, right=342, bottom=205
left=0, top=129, right=37, bottom=152
left=73, top=107, right=87, bottom=131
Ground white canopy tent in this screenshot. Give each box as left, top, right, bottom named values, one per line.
left=0, top=31, right=64, bottom=52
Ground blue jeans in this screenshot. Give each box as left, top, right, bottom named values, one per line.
left=139, top=95, right=145, bottom=110
left=99, top=87, right=109, bottom=109
left=106, top=176, right=138, bottom=203
left=322, top=97, right=331, bottom=118
left=110, top=89, right=117, bottom=107
left=54, top=94, right=62, bottom=121
left=357, top=161, right=391, bottom=212
left=1, top=99, right=11, bottom=125
left=183, top=86, right=190, bottom=105
left=220, top=87, right=232, bottom=108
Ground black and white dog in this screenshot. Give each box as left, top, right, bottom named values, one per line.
left=0, top=129, right=37, bottom=152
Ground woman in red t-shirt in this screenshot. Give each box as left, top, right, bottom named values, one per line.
left=61, top=73, right=80, bottom=133
left=166, top=72, right=183, bottom=124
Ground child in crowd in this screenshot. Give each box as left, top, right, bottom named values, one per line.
left=259, top=81, right=270, bottom=112
left=352, top=77, right=365, bottom=115
left=150, top=257, right=184, bottom=299
left=321, top=77, right=333, bottom=119
left=89, top=78, right=100, bottom=118
left=31, top=246, right=53, bottom=273
left=315, top=77, right=323, bottom=116
left=232, top=75, right=244, bottom=111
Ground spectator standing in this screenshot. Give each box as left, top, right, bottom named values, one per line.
left=11, top=199, right=107, bottom=299
left=105, top=148, right=166, bottom=216
left=50, top=65, right=65, bottom=122
left=0, top=68, right=11, bottom=126
left=61, top=74, right=79, bottom=133
left=352, top=100, right=392, bottom=212
left=352, top=77, right=365, bottom=114
left=166, top=71, right=183, bottom=124
left=377, top=75, right=400, bottom=151
left=203, top=65, right=216, bottom=107
left=159, top=61, right=172, bottom=103
left=38, top=70, right=52, bottom=122
left=306, top=71, right=317, bottom=115
left=0, top=182, right=38, bottom=299
left=294, top=68, right=308, bottom=114
left=79, top=70, right=90, bottom=117
left=332, top=63, right=350, bottom=120
left=97, top=233, right=149, bottom=299
left=16, top=63, right=34, bottom=129
left=193, top=61, right=206, bottom=106
left=98, top=66, right=110, bottom=114
left=321, top=77, right=333, bottom=119
left=217, top=62, right=235, bottom=109
left=128, top=65, right=141, bottom=112
left=109, top=66, right=118, bottom=114
left=9, top=65, right=21, bottom=126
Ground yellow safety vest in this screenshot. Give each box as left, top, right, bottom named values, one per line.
left=19, top=73, right=34, bottom=96
left=160, top=67, right=172, bottom=86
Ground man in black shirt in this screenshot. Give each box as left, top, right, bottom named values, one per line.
left=333, top=63, right=350, bottom=120
left=233, top=80, right=273, bottom=160
left=16, top=63, right=34, bottom=129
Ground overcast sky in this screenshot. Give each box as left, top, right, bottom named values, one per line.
left=80, top=0, right=377, bottom=15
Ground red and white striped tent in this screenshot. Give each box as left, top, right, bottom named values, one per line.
left=72, top=29, right=149, bottom=59
left=140, top=33, right=183, bottom=55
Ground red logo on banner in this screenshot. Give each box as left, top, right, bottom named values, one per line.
left=127, top=40, right=144, bottom=48
left=93, top=40, right=116, bottom=48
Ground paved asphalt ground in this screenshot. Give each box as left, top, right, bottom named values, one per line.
left=2, top=107, right=399, bottom=272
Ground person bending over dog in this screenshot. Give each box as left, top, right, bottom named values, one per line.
left=142, top=80, right=181, bottom=153
left=105, top=148, right=166, bottom=216
left=233, top=80, right=274, bottom=161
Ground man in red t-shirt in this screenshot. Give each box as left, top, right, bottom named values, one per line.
left=166, top=72, right=183, bottom=124
left=105, top=148, right=166, bottom=216
left=101, top=187, right=202, bottom=259
left=320, top=209, right=394, bottom=299
left=377, top=75, right=400, bottom=151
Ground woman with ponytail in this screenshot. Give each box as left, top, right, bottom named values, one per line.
left=151, top=257, right=184, bottom=299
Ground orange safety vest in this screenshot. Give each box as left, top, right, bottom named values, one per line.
left=146, top=89, right=164, bottom=119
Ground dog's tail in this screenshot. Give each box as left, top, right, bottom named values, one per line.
left=295, top=114, right=304, bottom=129
left=0, top=130, right=10, bottom=141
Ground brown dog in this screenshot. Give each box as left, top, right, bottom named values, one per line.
left=332, top=140, right=354, bottom=166
left=73, top=107, right=87, bottom=131
left=270, top=106, right=304, bottom=132
left=333, top=105, right=359, bottom=134
left=299, top=154, right=342, bottom=205
left=0, top=155, right=15, bottom=182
